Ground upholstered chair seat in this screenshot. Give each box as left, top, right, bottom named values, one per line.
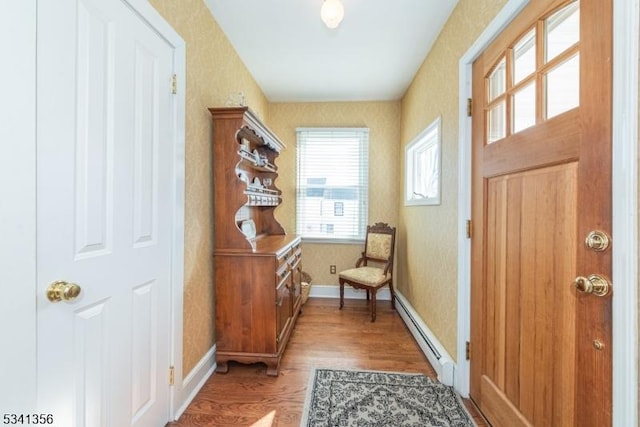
left=339, top=266, right=390, bottom=288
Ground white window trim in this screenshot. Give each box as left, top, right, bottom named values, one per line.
left=405, top=117, right=441, bottom=206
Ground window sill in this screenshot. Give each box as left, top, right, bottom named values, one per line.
left=301, top=237, right=364, bottom=245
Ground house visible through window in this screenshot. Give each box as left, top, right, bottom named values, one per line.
left=296, top=128, right=369, bottom=242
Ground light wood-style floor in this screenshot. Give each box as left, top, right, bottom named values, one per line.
left=167, top=297, right=487, bottom=427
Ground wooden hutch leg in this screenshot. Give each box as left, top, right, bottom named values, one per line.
left=216, top=361, right=229, bottom=374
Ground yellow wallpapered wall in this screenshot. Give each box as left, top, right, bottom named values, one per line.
left=148, top=0, right=269, bottom=375
left=149, top=0, right=511, bottom=374
left=399, top=0, right=508, bottom=360
left=268, top=102, right=401, bottom=287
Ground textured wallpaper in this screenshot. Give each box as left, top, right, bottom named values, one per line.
left=148, top=0, right=269, bottom=375
left=268, top=102, right=401, bottom=286
left=149, top=0, right=511, bottom=374
left=399, top=0, right=508, bottom=360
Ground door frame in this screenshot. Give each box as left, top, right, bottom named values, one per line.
left=0, top=0, right=186, bottom=420
left=455, top=0, right=639, bottom=426
left=0, top=0, right=37, bottom=415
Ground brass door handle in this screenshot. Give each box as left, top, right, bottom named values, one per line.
left=47, top=280, right=82, bottom=302
left=573, top=274, right=610, bottom=297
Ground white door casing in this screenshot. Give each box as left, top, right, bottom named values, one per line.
left=35, top=0, right=185, bottom=426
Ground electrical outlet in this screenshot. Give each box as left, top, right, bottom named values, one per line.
left=330, top=265, right=336, bottom=274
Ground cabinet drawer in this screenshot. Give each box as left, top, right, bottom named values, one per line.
left=276, top=262, right=289, bottom=285
left=277, top=251, right=290, bottom=271
left=277, top=246, right=297, bottom=269
left=291, top=247, right=302, bottom=265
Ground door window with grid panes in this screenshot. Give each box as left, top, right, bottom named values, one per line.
left=485, top=0, right=580, bottom=144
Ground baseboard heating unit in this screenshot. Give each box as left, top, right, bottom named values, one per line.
left=395, top=291, right=455, bottom=386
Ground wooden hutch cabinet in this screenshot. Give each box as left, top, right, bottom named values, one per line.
left=209, top=107, right=302, bottom=376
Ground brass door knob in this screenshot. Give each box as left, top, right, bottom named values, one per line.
left=573, top=274, right=610, bottom=297
left=46, top=280, right=82, bottom=302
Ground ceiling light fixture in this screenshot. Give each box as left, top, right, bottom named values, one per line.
left=320, top=0, right=345, bottom=29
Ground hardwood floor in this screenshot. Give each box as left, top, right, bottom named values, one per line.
left=167, top=297, right=487, bottom=427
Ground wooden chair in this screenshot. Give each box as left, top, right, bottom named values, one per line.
left=338, top=222, right=396, bottom=322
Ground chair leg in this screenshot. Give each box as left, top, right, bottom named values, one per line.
left=339, top=280, right=344, bottom=309
left=370, top=289, right=377, bottom=322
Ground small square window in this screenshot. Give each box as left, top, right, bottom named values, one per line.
left=334, top=202, right=344, bottom=216
left=405, top=117, right=441, bottom=206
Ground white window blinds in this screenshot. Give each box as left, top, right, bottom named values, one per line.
left=296, top=128, right=369, bottom=242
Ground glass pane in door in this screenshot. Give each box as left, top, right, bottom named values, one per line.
left=487, top=100, right=506, bottom=143
left=488, top=58, right=506, bottom=102
left=546, top=53, right=580, bottom=118
left=545, top=1, right=580, bottom=62
left=513, top=81, right=536, bottom=133
left=513, top=29, right=536, bottom=84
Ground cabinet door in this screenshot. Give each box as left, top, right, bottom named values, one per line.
left=287, top=242, right=301, bottom=306
left=291, top=258, right=302, bottom=312
left=275, top=271, right=292, bottom=349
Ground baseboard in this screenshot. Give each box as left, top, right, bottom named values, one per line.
left=173, top=345, right=216, bottom=420
left=394, top=291, right=455, bottom=386
left=308, top=284, right=391, bottom=300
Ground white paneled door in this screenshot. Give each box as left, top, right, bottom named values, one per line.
left=36, top=0, right=176, bottom=426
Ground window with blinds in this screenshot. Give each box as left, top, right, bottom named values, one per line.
left=296, top=128, right=369, bottom=242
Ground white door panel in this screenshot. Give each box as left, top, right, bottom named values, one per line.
left=74, top=301, right=110, bottom=427
left=37, top=0, right=174, bottom=425
left=74, top=0, right=114, bottom=259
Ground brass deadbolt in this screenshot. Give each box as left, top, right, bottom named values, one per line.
left=585, top=230, right=610, bottom=252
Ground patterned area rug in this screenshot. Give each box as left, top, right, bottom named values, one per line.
left=300, top=368, right=476, bottom=427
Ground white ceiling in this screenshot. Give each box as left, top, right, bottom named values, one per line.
left=205, top=0, right=459, bottom=102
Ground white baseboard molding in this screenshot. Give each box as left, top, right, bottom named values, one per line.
left=308, top=284, right=391, bottom=300
left=394, top=291, right=456, bottom=387
left=173, top=345, right=216, bottom=421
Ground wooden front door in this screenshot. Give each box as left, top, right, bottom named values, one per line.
left=470, top=0, right=612, bottom=426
